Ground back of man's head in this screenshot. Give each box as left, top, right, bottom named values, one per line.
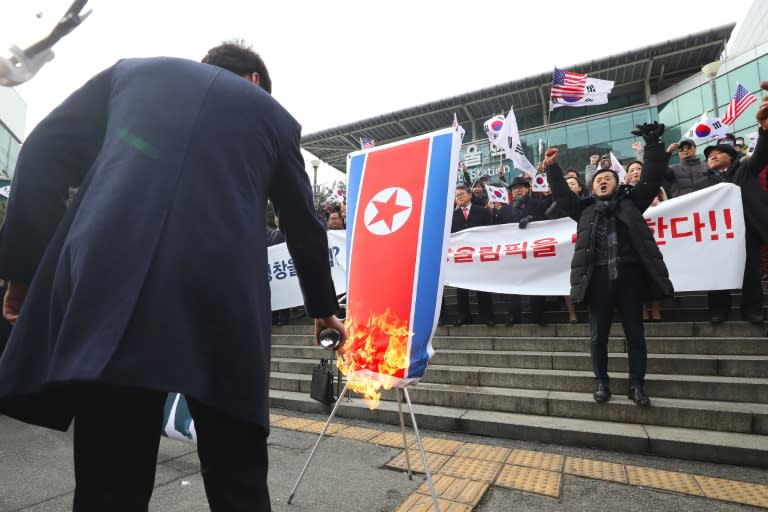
left=202, top=39, right=272, bottom=94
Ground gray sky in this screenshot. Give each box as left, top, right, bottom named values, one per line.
left=1, top=0, right=752, bottom=183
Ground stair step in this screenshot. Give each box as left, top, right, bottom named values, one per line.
left=269, top=372, right=768, bottom=434
left=432, top=336, right=768, bottom=356
left=271, top=350, right=768, bottom=378
left=420, top=366, right=768, bottom=403
left=268, top=389, right=768, bottom=468
left=273, top=321, right=768, bottom=338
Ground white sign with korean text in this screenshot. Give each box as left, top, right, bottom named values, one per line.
left=644, top=182, right=745, bottom=291
left=445, top=218, right=576, bottom=296
left=443, top=183, right=745, bottom=295
left=268, top=230, right=347, bottom=311
left=267, top=184, right=745, bottom=307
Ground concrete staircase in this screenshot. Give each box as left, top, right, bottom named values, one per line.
left=268, top=290, right=768, bottom=468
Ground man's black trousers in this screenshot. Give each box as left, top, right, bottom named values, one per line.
left=456, top=288, right=494, bottom=323
left=72, top=385, right=271, bottom=512
left=708, top=226, right=764, bottom=319
left=587, top=263, right=647, bottom=387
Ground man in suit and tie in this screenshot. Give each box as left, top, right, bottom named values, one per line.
left=0, top=40, right=344, bottom=511
left=450, top=185, right=495, bottom=326
left=493, top=177, right=551, bottom=326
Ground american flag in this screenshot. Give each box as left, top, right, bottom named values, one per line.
left=722, top=84, right=757, bottom=126
left=360, top=136, right=376, bottom=149
left=551, top=68, right=587, bottom=99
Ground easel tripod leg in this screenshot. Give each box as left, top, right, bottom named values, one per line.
left=287, top=381, right=350, bottom=504
left=404, top=387, right=441, bottom=512
left=396, top=388, right=413, bottom=480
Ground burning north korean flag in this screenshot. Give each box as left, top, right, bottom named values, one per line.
left=340, top=128, right=460, bottom=408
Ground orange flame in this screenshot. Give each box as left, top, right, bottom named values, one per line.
left=336, top=309, right=411, bottom=409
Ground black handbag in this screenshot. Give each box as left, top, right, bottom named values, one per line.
left=310, top=358, right=335, bottom=405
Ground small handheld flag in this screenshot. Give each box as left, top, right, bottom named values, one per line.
left=485, top=184, right=509, bottom=204
left=722, top=84, right=757, bottom=126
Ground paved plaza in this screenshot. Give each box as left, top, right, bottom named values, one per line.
left=1, top=406, right=767, bottom=511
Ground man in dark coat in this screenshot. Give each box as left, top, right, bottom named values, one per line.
left=450, top=185, right=495, bottom=326
left=0, top=41, right=344, bottom=511
left=545, top=122, right=674, bottom=407
left=692, top=93, right=768, bottom=323
left=493, top=176, right=550, bottom=326
left=664, top=137, right=707, bottom=198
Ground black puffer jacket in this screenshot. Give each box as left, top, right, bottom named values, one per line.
left=665, top=156, right=707, bottom=198
left=693, top=128, right=768, bottom=242
left=546, top=141, right=674, bottom=303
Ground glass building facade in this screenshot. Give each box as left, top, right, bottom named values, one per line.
left=459, top=52, right=768, bottom=184
left=0, top=86, right=26, bottom=182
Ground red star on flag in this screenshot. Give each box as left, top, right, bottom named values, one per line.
left=369, top=191, right=410, bottom=231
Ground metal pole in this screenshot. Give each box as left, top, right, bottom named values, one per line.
left=313, top=164, right=319, bottom=210
left=396, top=388, right=413, bottom=480
left=403, top=388, right=441, bottom=512
left=287, top=381, right=349, bottom=505
left=710, top=78, right=719, bottom=118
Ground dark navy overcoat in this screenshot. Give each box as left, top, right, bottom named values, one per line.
left=0, top=57, right=338, bottom=432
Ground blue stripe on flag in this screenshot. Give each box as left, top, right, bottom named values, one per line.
left=408, top=132, right=453, bottom=378
left=346, top=154, right=367, bottom=275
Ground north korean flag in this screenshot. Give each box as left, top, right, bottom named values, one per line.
left=345, top=128, right=460, bottom=382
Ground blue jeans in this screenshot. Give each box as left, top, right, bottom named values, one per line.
left=587, top=263, right=647, bottom=387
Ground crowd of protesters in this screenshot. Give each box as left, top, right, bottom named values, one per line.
left=444, top=115, right=768, bottom=331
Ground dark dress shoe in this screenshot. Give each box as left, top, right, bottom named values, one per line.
left=628, top=385, right=651, bottom=406
left=453, top=319, right=465, bottom=327
left=743, top=312, right=764, bottom=325
left=505, top=319, right=515, bottom=327
left=486, top=320, right=496, bottom=327
left=593, top=383, right=611, bottom=403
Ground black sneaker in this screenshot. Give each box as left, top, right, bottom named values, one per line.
left=593, top=383, right=611, bottom=403
left=628, top=385, right=651, bottom=406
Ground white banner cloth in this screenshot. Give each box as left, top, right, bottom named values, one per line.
left=268, top=184, right=745, bottom=306
left=268, top=230, right=346, bottom=310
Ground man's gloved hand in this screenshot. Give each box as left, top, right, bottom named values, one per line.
left=631, top=122, right=665, bottom=145
left=518, top=215, right=534, bottom=229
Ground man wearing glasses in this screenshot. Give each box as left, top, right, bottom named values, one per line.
left=664, top=137, right=707, bottom=198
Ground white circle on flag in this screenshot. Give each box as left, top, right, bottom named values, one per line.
left=363, top=187, right=413, bottom=236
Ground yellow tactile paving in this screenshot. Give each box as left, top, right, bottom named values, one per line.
left=454, top=443, right=511, bottom=463
left=695, top=475, right=768, bottom=508
left=439, top=456, right=503, bottom=483
left=330, top=425, right=382, bottom=442
left=419, top=437, right=465, bottom=455
left=507, top=449, right=565, bottom=472
left=416, top=474, right=489, bottom=506
left=269, top=411, right=768, bottom=510
left=270, top=417, right=315, bottom=430
left=370, top=431, right=417, bottom=448
left=626, top=465, right=704, bottom=496
left=564, top=457, right=628, bottom=484
left=386, top=450, right=451, bottom=474
left=295, top=421, right=348, bottom=435
left=395, top=493, right=473, bottom=512
left=495, top=464, right=563, bottom=498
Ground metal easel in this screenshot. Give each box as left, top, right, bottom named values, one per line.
left=287, top=383, right=441, bottom=511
